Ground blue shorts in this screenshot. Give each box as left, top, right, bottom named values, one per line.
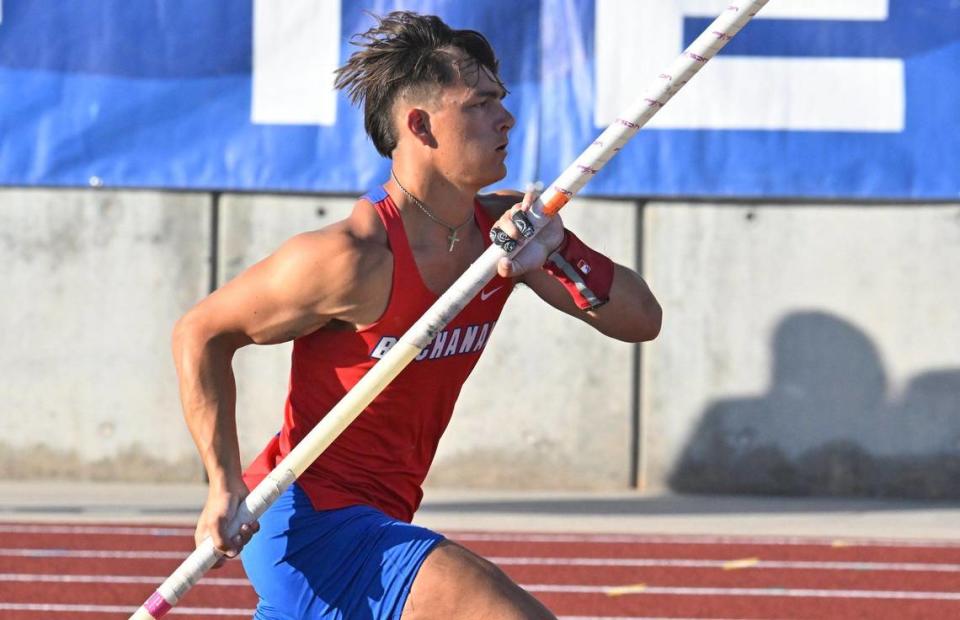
left=241, top=483, right=444, bottom=620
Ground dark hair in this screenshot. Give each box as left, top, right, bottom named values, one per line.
left=334, top=11, right=503, bottom=158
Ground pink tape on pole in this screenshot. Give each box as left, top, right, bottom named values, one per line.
left=144, top=591, right=173, bottom=618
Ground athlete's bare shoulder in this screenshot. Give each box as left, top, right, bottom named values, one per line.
left=185, top=195, right=393, bottom=346
left=477, top=189, right=523, bottom=220
left=268, top=195, right=392, bottom=327
left=343, top=193, right=390, bottom=250
left=275, top=195, right=388, bottom=271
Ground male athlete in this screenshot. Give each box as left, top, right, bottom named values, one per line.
left=173, top=11, right=662, bottom=619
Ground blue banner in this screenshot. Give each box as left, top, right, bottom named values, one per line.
left=0, top=0, right=957, bottom=199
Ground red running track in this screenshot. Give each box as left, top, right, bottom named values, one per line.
left=1, top=523, right=960, bottom=619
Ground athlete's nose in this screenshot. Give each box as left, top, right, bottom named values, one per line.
left=499, top=104, right=515, bottom=133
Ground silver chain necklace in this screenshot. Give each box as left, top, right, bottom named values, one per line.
left=391, top=170, right=474, bottom=252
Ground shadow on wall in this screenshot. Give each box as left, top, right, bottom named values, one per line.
left=670, top=311, right=960, bottom=500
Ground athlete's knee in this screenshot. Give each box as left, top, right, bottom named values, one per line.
left=405, top=541, right=555, bottom=619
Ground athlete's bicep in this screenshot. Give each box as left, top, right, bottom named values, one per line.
left=178, top=231, right=364, bottom=348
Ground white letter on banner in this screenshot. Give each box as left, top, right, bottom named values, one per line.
left=252, top=0, right=340, bottom=125
left=595, top=0, right=904, bottom=132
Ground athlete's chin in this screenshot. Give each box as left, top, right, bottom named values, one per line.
left=456, top=160, right=507, bottom=189
left=475, top=164, right=507, bottom=187
left=463, top=174, right=502, bottom=191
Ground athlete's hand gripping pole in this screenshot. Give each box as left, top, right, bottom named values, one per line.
left=130, top=2, right=768, bottom=617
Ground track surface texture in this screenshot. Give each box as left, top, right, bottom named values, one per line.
left=1, top=522, right=959, bottom=619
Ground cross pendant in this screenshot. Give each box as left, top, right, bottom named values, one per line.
left=447, top=229, right=459, bottom=252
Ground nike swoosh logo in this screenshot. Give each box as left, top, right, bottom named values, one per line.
left=480, top=286, right=503, bottom=301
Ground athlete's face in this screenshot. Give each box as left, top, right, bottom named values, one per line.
left=427, top=55, right=514, bottom=188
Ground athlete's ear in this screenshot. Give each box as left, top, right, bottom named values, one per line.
left=406, top=109, right=437, bottom=148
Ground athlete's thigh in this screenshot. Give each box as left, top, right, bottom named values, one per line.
left=402, top=540, right=556, bottom=620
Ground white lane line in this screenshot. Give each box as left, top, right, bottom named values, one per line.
left=5, top=548, right=960, bottom=574
left=453, top=532, right=960, bottom=548
left=0, top=602, right=252, bottom=615
left=488, top=556, right=960, bottom=573
left=525, top=584, right=960, bottom=600
left=0, top=524, right=193, bottom=537
left=680, top=586, right=960, bottom=602
left=0, top=548, right=185, bottom=559
left=4, top=524, right=960, bottom=549
left=3, top=572, right=960, bottom=602
left=0, top=573, right=248, bottom=586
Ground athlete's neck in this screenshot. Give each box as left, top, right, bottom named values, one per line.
left=388, top=164, right=478, bottom=224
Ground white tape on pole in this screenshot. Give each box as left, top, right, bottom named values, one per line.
left=130, top=1, right=769, bottom=617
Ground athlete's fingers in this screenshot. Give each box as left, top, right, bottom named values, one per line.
left=222, top=520, right=259, bottom=560
left=496, top=256, right=514, bottom=277
left=498, top=250, right=544, bottom=278
left=237, top=521, right=259, bottom=545
left=494, top=217, right=525, bottom=273
left=522, top=179, right=546, bottom=208
left=491, top=208, right=527, bottom=251
left=211, top=540, right=229, bottom=569
left=500, top=205, right=524, bottom=236
left=209, top=521, right=235, bottom=567
left=511, top=210, right=535, bottom=238
left=225, top=537, right=241, bottom=558
left=494, top=182, right=547, bottom=274
left=197, top=521, right=229, bottom=563
left=497, top=236, right=553, bottom=277
left=489, top=226, right=517, bottom=253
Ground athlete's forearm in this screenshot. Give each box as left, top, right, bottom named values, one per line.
left=172, top=318, right=247, bottom=491
left=586, top=263, right=662, bottom=342
left=525, top=258, right=662, bottom=343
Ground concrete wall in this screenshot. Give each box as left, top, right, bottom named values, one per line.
left=4, top=188, right=959, bottom=499
left=642, top=202, right=960, bottom=498
left=0, top=188, right=209, bottom=480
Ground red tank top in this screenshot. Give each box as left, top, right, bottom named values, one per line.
left=243, top=186, right=513, bottom=522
